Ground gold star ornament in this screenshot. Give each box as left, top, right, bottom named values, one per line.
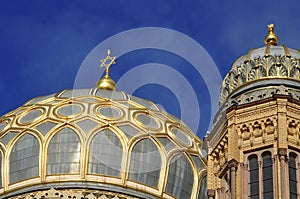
left=96, top=49, right=118, bottom=91
left=100, top=49, right=117, bottom=76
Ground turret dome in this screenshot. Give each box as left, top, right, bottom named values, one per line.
left=219, top=24, right=300, bottom=106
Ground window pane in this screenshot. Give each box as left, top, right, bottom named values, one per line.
left=250, top=182, right=259, bottom=195
left=249, top=155, right=258, bottom=169
left=10, top=134, right=39, bottom=183
left=88, top=129, right=123, bottom=177
left=166, top=154, right=194, bottom=199
left=289, top=153, right=298, bottom=198
left=249, top=169, right=259, bottom=182
left=263, top=179, right=273, bottom=192
left=47, top=128, right=81, bottom=174
left=264, top=192, right=273, bottom=199
left=248, top=155, right=259, bottom=198
left=129, top=139, right=161, bottom=188
left=198, top=176, right=208, bottom=199
left=290, top=181, right=297, bottom=193
left=262, top=152, right=273, bottom=199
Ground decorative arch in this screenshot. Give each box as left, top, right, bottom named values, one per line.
left=128, top=137, right=162, bottom=188
left=9, top=133, right=40, bottom=184
left=87, top=128, right=124, bottom=177
left=46, top=127, right=81, bottom=175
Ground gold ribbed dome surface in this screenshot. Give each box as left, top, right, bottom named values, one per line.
left=219, top=25, right=300, bottom=105
left=0, top=88, right=207, bottom=199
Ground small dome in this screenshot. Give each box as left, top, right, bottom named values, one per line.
left=0, top=88, right=207, bottom=199
left=219, top=26, right=300, bottom=106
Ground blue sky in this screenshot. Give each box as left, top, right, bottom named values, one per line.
left=1, top=0, right=300, bottom=138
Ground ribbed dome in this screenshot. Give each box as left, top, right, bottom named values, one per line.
left=219, top=38, right=300, bottom=106
left=0, top=88, right=207, bottom=199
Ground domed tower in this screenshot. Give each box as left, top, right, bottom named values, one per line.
left=0, top=50, right=207, bottom=198
left=207, top=24, right=300, bottom=199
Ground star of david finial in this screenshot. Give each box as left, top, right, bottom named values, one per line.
left=100, top=49, right=117, bottom=77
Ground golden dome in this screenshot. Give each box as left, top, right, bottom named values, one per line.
left=96, top=74, right=117, bottom=91
left=219, top=24, right=300, bottom=106
left=0, top=88, right=207, bottom=199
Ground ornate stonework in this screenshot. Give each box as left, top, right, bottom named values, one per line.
left=219, top=46, right=300, bottom=106
left=9, top=188, right=140, bottom=199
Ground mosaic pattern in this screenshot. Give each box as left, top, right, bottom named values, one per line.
left=0, top=88, right=206, bottom=199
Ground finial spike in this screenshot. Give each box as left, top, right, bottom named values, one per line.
left=268, top=24, right=274, bottom=32
left=264, top=24, right=278, bottom=46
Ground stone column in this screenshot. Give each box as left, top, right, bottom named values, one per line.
left=278, top=148, right=287, bottom=199
left=240, top=163, right=247, bottom=199
left=207, top=189, right=215, bottom=199
left=228, top=159, right=238, bottom=199
left=217, top=188, right=222, bottom=198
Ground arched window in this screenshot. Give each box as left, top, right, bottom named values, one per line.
left=262, top=151, right=273, bottom=199
left=166, top=154, right=194, bottom=199
left=88, top=129, right=123, bottom=177
left=9, top=134, right=39, bottom=184
left=128, top=138, right=161, bottom=188
left=199, top=175, right=208, bottom=199
left=248, top=154, right=259, bottom=199
left=289, top=153, right=297, bottom=199
left=47, top=128, right=81, bottom=174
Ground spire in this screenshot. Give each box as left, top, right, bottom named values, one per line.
left=96, top=49, right=117, bottom=91
left=264, top=24, right=278, bottom=46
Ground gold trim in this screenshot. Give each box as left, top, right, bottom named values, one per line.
left=168, top=125, right=193, bottom=147
left=133, top=111, right=162, bottom=131
left=17, top=107, right=46, bottom=126
left=54, top=103, right=85, bottom=119
left=94, top=104, right=124, bottom=121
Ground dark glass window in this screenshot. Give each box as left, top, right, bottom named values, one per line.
left=262, top=151, right=273, bottom=199
left=248, top=155, right=259, bottom=199
left=166, top=154, right=194, bottom=199
left=198, top=175, right=208, bottom=199
left=289, top=153, right=297, bottom=199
